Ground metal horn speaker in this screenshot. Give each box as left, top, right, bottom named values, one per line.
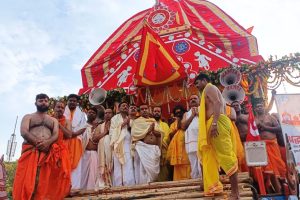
left=89, top=88, right=107, bottom=105
left=222, top=84, right=245, bottom=105
left=220, top=68, right=242, bottom=87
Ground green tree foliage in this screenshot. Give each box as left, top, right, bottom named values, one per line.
left=4, top=161, right=17, bottom=199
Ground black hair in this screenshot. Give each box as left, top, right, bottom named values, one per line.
left=173, top=105, right=186, bottom=115
left=67, top=94, right=80, bottom=101
left=252, top=98, right=264, bottom=107
left=88, top=106, right=98, bottom=114
left=194, top=73, right=211, bottom=83
left=153, top=106, right=162, bottom=111
left=54, top=100, right=66, bottom=107
left=35, top=93, right=49, bottom=101
left=118, top=101, right=129, bottom=108
left=139, top=103, right=149, bottom=108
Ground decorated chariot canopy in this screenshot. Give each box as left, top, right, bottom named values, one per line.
left=79, top=0, right=263, bottom=97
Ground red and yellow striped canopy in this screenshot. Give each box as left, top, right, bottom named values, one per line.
left=79, top=0, right=263, bottom=95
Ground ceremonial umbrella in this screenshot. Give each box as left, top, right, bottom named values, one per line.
left=79, top=0, right=263, bottom=107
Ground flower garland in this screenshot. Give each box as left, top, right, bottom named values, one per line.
left=49, top=53, right=299, bottom=112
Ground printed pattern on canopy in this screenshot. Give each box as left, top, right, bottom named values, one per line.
left=79, top=0, right=263, bottom=95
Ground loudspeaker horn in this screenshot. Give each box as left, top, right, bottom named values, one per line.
left=222, top=84, right=245, bottom=105
left=220, top=68, right=242, bottom=87
left=89, top=88, right=107, bottom=105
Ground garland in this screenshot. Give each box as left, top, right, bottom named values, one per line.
left=49, top=53, right=299, bottom=112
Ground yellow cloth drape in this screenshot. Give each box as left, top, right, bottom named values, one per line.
left=197, top=83, right=238, bottom=195
left=167, top=120, right=191, bottom=180
left=159, top=120, right=170, bottom=152
left=110, top=114, right=127, bottom=165
left=157, top=120, right=171, bottom=181
left=131, top=117, right=160, bottom=142
left=226, top=106, right=246, bottom=172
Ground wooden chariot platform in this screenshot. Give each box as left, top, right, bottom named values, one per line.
left=66, top=172, right=255, bottom=200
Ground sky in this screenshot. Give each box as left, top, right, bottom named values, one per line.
left=1, top=0, right=299, bottom=161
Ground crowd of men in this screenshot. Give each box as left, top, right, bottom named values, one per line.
left=12, top=73, right=288, bottom=200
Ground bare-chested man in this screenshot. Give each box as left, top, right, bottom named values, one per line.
left=13, top=93, right=59, bottom=200
left=80, top=107, right=99, bottom=190
left=132, top=104, right=162, bottom=184
left=93, top=108, right=114, bottom=188
left=194, top=73, right=239, bottom=199
left=231, top=101, right=248, bottom=143
left=254, top=101, right=286, bottom=193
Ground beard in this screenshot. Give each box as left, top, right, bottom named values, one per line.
left=153, top=114, right=160, bottom=121
left=36, top=105, right=49, bottom=112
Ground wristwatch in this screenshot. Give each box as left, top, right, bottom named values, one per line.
left=212, top=122, right=217, bottom=126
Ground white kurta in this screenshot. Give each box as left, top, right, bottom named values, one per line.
left=134, top=141, right=161, bottom=184
left=64, top=106, right=87, bottom=190
left=185, top=108, right=202, bottom=179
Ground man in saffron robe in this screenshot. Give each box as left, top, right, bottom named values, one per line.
left=153, top=106, right=171, bottom=181
left=254, top=101, right=287, bottom=193
left=64, top=94, right=86, bottom=190
left=194, top=73, right=239, bottom=199
left=13, top=93, right=59, bottom=200
left=109, top=102, right=135, bottom=186
left=45, top=101, right=72, bottom=199
left=167, top=105, right=191, bottom=181
left=132, top=104, right=161, bottom=184
left=181, top=95, right=202, bottom=179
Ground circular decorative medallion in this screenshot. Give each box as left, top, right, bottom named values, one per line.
left=173, top=41, right=190, bottom=55
left=146, top=6, right=176, bottom=32
left=134, top=49, right=140, bottom=62
left=149, top=10, right=169, bottom=27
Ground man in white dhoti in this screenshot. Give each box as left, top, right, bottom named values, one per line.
left=131, top=104, right=161, bottom=184
left=93, top=108, right=114, bottom=188
left=80, top=107, right=99, bottom=190
left=110, top=102, right=135, bottom=186
left=64, top=94, right=87, bottom=190
left=181, top=95, right=202, bottom=179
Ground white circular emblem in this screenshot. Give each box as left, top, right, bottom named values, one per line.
left=152, top=13, right=166, bottom=25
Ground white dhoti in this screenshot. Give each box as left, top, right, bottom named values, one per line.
left=188, top=152, right=202, bottom=179
left=110, top=114, right=136, bottom=186
left=96, top=134, right=112, bottom=189
left=64, top=106, right=87, bottom=190
left=112, top=131, right=135, bottom=186
left=80, top=150, right=98, bottom=190
left=185, top=108, right=202, bottom=179
left=134, top=141, right=161, bottom=184
left=71, top=158, right=82, bottom=189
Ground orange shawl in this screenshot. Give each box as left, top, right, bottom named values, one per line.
left=45, top=116, right=71, bottom=199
